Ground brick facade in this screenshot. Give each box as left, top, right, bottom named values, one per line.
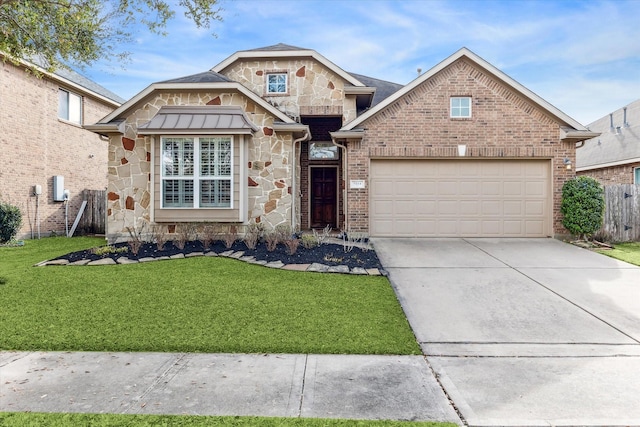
left=577, top=163, right=640, bottom=184
left=344, top=58, right=576, bottom=235
left=0, top=61, right=118, bottom=239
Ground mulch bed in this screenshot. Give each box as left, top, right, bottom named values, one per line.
left=53, top=240, right=383, bottom=270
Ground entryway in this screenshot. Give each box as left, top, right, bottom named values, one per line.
left=310, top=167, right=337, bottom=229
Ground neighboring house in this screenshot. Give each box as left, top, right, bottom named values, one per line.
left=577, top=99, right=640, bottom=184
left=0, top=55, right=124, bottom=239
left=87, top=43, right=597, bottom=243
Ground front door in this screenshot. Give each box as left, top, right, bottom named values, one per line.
left=310, top=167, right=337, bottom=229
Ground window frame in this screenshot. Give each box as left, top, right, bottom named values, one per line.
left=634, top=167, right=640, bottom=184
left=450, top=96, right=472, bottom=119
left=58, top=88, right=83, bottom=125
left=160, top=136, right=234, bottom=209
left=266, top=72, right=288, bottom=95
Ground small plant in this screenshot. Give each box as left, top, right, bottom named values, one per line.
left=283, top=236, right=300, bottom=255
left=323, top=252, right=344, bottom=263
left=198, top=224, right=219, bottom=250
left=342, top=230, right=369, bottom=253
left=561, top=176, right=605, bottom=240
left=301, top=234, right=319, bottom=249
left=90, top=245, right=129, bottom=256
left=264, top=230, right=280, bottom=252
left=126, top=223, right=145, bottom=256
left=312, top=224, right=332, bottom=245
left=0, top=200, right=22, bottom=243
left=174, top=223, right=197, bottom=250
left=243, top=223, right=264, bottom=250
left=221, top=225, right=238, bottom=249
left=151, top=224, right=167, bottom=251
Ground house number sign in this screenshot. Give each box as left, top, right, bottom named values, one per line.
left=350, top=180, right=366, bottom=189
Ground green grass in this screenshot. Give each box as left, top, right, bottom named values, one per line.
left=0, top=237, right=419, bottom=355
left=0, top=413, right=456, bottom=427
left=597, top=242, right=640, bottom=266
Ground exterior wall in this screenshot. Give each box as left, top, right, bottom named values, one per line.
left=222, top=58, right=358, bottom=123
left=577, top=162, right=640, bottom=184
left=106, top=91, right=294, bottom=243
left=345, top=58, right=575, bottom=235
left=0, top=61, right=116, bottom=239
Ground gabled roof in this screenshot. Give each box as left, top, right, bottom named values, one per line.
left=348, top=72, right=403, bottom=108
left=88, top=79, right=296, bottom=133
left=576, top=99, right=640, bottom=171
left=3, top=53, right=124, bottom=106
left=212, top=43, right=367, bottom=88
left=340, top=47, right=589, bottom=133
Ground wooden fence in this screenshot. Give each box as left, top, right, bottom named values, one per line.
left=602, top=184, right=640, bottom=242
left=76, top=189, right=106, bottom=235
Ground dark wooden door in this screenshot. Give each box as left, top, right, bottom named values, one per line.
left=310, top=167, right=337, bottom=229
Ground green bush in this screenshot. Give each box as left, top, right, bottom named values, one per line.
left=0, top=200, right=22, bottom=243
left=561, top=176, right=604, bottom=239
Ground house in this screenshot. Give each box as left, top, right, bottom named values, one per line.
left=86, top=43, right=597, bottom=243
left=576, top=99, right=640, bottom=184
left=0, top=55, right=124, bottom=239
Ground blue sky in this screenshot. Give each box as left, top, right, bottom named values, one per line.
left=85, top=0, right=640, bottom=126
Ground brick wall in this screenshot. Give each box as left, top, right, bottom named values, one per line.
left=345, top=58, right=576, bottom=235
left=0, top=61, right=117, bottom=239
left=577, top=163, right=640, bottom=184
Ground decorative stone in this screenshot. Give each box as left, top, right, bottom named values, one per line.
left=108, top=192, right=120, bottom=201
left=256, top=70, right=263, bottom=76
left=220, top=250, right=235, bottom=257
left=122, top=137, right=135, bottom=151
left=307, top=263, right=329, bottom=272
left=351, top=267, right=368, bottom=275
left=69, top=260, right=91, bottom=266
left=366, top=268, right=382, bottom=276
left=229, top=251, right=245, bottom=259
left=41, top=259, right=68, bottom=266
left=327, top=81, right=335, bottom=90
left=268, top=189, right=281, bottom=201
left=170, top=253, right=185, bottom=259
left=185, top=252, right=204, bottom=258
left=327, top=265, right=350, bottom=274
left=274, top=180, right=285, bottom=189
left=264, top=199, right=277, bottom=214
left=117, top=257, right=138, bottom=264
left=205, top=251, right=218, bottom=257
left=248, top=259, right=268, bottom=265
left=248, top=177, right=259, bottom=187
left=240, top=256, right=256, bottom=262
left=263, top=127, right=273, bottom=136
left=206, top=96, right=221, bottom=105
left=125, top=196, right=135, bottom=210
left=296, top=66, right=305, bottom=77
left=87, top=258, right=116, bottom=266
left=138, top=257, right=156, bottom=263
left=283, top=264, right=311, bottom=271
left=121, top=157, right=128, bottom=165
left=265, top=261, right=284, bottom=269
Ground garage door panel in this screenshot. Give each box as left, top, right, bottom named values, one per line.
left=370, top=159, right=551, bottom=237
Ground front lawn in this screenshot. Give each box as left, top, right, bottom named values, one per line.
left=0, top=237, right=419, bottom=355
left=597, top=242, right=640, bottom=266
left=0, top=413, right=456, bottom=427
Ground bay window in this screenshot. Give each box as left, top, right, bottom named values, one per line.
left=161, top=136, right=232, bottom=208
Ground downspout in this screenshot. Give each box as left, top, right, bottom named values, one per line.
left=332, top=137, right=348, bottom=231
left=291, top=130, right=309, bottom=232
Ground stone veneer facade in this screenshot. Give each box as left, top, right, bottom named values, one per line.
left=342, top=58, right=576, bottom=235
left=106, top=57, right=361, bottom=242
left=1, top=60, right=118, bottom=239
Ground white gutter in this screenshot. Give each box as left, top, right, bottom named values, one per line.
left=576, top=157, right=640, bottom=172
left=331, top=137, right=349, bottom=232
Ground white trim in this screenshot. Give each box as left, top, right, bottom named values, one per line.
left=635, top=167, right=640, bottom=185
left=342, top=47, right=587, bottom=131
left=212, top=49, right=365, bottom=88
left=266, top=72, right=288, bottom=94
left=239, top=135, right=248, bottom=223
left=150, top=136, right=155, bottom=223
left=450, top=96, right=472, bottom=118
left=576, top=157, right=640, bottom=172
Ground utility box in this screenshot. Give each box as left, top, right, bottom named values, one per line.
left=53, top=176, right=65, bottom=201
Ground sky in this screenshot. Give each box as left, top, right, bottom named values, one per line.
left=83, top=0, right=640, bottom=126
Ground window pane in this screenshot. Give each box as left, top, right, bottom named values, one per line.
left=163, top=179, right=194, bottom=208
left=58, top=90, right=69, bottom=120
left=268, top=74, right=287, bottom=93
left=635, top=168, right=640, bottom=184
left=451, top=97, right=471, bottom=118
left=68, top=92, right=82, bottom=124
left=201, top=179, right=231, bottom=207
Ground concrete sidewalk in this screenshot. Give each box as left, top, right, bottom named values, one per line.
left=0, top=351, right=461, bottom=423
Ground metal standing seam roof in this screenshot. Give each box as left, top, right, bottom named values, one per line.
left=137, top=106, right=259, bottom=134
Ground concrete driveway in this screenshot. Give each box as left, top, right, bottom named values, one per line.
left=373, top=238, right=640, bottom=427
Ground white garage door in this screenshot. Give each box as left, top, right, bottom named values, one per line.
left=370, top=159, right=551, bottom=237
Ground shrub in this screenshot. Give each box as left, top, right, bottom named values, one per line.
left=561, top=176, right=605, bottom=240
left=301, top=234, right=319, bottom=249
left=243, top=223, right=263, bottom=250
left=0, top=200, right=22, bottom=243
left=221, top=225, right=238, bottom=249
